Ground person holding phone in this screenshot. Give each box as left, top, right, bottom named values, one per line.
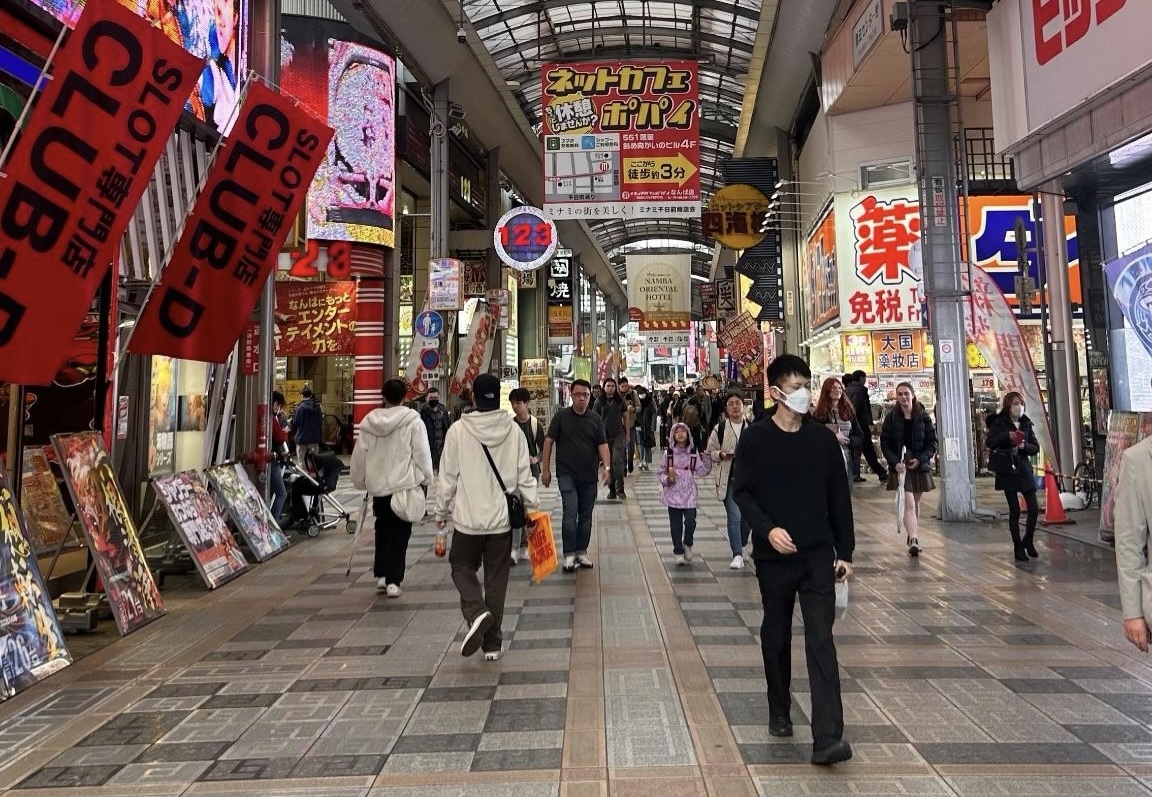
left=880, top=382, right=938, bottom=557
left=985, top=392, right=1041, bottom=562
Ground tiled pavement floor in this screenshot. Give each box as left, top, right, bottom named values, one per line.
left=0, top=467, right=1149, bottom=797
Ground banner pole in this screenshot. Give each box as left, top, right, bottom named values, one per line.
left=0, top=23, right=67, bottom=177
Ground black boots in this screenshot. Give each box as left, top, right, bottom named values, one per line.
left=1022, top=531, right=1039, bottom=559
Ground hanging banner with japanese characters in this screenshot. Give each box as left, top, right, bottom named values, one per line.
left=131, top=81, right=334, bottom=362
left=540, top=60, right=700, bottom=220
left=51, top=432, right=166, bottom=636
left=205, top=464, right=291, bottom=563
left=0, top=0, right=201, bottom=385
left=450, top=301, right=496, bottom=396
left=805, top=208, right=839, bottom=332
left=964, top=267, right=1058, bottom=469
left=870, top=330, right=927, bottom=373
left=462, top=261, right=488, bottom=296
left=547, top=253, right=574, bottom=345
left=703, top=184, right=771, bottom=249
left=718, top=311, right=763, bottom=384
left=716, top=279, right=737, bottom=321
left=626, top=255, right=692, bottom=347
left=274, top=281, right=357, bottom=356
left=0, top=468, right=72, bottom=701
left=153, top=472, right=250, bottom=589
left=699, top=282, right=717, bottom=320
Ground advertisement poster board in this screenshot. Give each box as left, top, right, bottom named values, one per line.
left=19, top=448, right=71, bottom=554
left=429, top=258, right=463, bottom=312
left=718, top=311, right=763, bottom=384
left=0, top=469, right=72, bottom=700
left=449, top=301, right=496, bottom=396
left=149, top=357, right=177, bottom=475
left=626, top=255, right=692, bottom=346
left=1100, top=411, right=1144, bottom=535
left=51, top=433, right=166, bottom=636
left=805, top=208, right=839, bottom=331
left=153, top=472, right=250, bottom=589
left=206, top=464, right=291, bottom=562
left=275, top=281, right=358, bottom=356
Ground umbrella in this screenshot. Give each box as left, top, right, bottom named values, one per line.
left=895, top=446, right=907, bottom=536
left=345, top=492, right=371, bottom=577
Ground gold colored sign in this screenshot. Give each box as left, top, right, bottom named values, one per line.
left=703, top=184, right=770, bottom=250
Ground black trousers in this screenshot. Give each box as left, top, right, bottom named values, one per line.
left=373, top=496, right=413, bottom=584
left=754, top=549, right=845, bottom=749
left=449, top=530, right=513, bottom=653
left=1004, top=489, right=1039, bottom=543
left=855, top=433, right=886, bottom=476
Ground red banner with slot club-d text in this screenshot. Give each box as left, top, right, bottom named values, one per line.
left=131, top=81, right=334, bottom=362
left=0, top=0, right=199, bottom=385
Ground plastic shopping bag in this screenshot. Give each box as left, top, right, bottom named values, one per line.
left=834, top=581, right=849, bottom=621
left=525, top=511, right=558, bottom=583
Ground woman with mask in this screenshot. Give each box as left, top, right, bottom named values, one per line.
left=880, top=382, right=937, bottom=557
left=810, top=378, right=865, bottom=490
left=985, top=392, right=1041, bottom=561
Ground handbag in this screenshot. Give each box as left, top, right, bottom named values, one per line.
left=481, top=443, right=527, bottom=529
left=390, top=485, right=426, bottom=523
left=989, top=448, right=1021, bottom=476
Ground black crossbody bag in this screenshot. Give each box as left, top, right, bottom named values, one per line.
left=481, top=443, right=527, bottom=529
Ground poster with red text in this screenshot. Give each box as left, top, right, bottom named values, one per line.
left=154, top=472, right=249, bottom=589
left=0, top=0, right=200, bottom=385
left=541, top=61, right=700, bottom=220
left=449, top=302, right=496, bottom=396
left=131, top=81, right=334, bottom=362
left=275, top=282, right=357, bottom=356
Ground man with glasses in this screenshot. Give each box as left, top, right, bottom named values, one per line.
left=541, top=379, right=610, bottom=572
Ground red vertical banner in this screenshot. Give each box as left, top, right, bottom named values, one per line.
left=131, top=81, right=334, bottom=362
left=0, top=0, right=200, bottom=385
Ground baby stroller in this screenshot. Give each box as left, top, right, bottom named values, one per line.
left=282, top=450, right=357, bottom=537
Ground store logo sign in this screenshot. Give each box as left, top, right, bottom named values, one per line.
left=1032, top=0, right=1126, bottom=66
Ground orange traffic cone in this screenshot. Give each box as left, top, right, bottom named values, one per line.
left=1040, top=465, right=1075, bottom=526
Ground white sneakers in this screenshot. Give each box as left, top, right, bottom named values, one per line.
left=563, top=555, right=577, bottom=572
left=376, top=579, right=402, bottom=597
left=376, top=577, right=388, bottom=591
left=461, top=611, right=494, bottom=657
left=730, top=555, right=745, bottom=570
left=484, top=647, right=504, bottom=661
left=575, top=555, right=594, bottom=569
left=510, top=549, right=519, bottom=566
left=674, top=554, right=686, bottom=566
left=684, top=546, right=693, bottom=562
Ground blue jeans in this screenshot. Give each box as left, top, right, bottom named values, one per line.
left=269, top=461, right=287, bottom=521
left=557, top=474, right=598, bottom=556
left=723, top=480, right=750, bottom=557
left=668, top=507, right=697, bottom=554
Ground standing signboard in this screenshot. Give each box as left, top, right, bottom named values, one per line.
left=52, top=433, right=166, bottom=635
left=206, top=465, right=291, bottom=563
left=153, top=472, right=250, bottom=589
left=541, top=61, right=700, bottom=220
left=19, top=448, right=70, bottom=554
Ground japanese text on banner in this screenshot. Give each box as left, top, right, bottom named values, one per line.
left=274, top=282, right=357, bottom=356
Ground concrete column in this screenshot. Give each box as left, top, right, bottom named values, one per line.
left=909, top=0, right=975, bottom=520
left=430, top=81, right=451, bottom=393
left=1042, top=184, right=1083, bottom=473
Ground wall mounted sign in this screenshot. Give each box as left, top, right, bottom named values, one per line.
left=493, top=207, right=558, bottom=272
left=703, top=184, right=771, bottom=250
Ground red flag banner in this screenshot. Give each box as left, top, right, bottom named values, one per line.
left=0, top=0, right=200, bottom=385
left=131, top=81, right=334, bottom=362
left=274, top=281, right=357, bottom=356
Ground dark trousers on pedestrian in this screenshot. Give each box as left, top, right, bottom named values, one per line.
left=856, top=433, right=886, bottom=477
left=607, top=435, right=626, bottom=493
left=449, top=530, right=513, bottom=653
left=754, top=548, right=845, bottom=750
left=373, top=496, right=413, bottom=584
left=1004, top=489, right=1039, bottom=544
left=668, top=507, right=697, bottom=555
left=557, top=474, right=598, bottom=556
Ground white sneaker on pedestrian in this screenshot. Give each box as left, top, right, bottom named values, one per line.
left=674, top=554, right=686, bottom=566
left=576, top=555, right=594, bottom=569
left=510, top=549, right=519, bottom=566
left=385, top=583, right=402, bottom=598
left=484, top=646, right=504, bottom=662
left=461, top=611, right=493, bottom=657
left=730, top=555, right=744, bottom=570
left=518, top=546, right=529, bottom=562
left=563, top=555, right=577, bottom=572
left=376, top=577, right=388, bottom=592
left=684, top=546, right=693, bottom=562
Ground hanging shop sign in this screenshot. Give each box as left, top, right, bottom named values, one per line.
left=153, top=472, right=250, bottom=589
left=132, top=82, right=333, bottom=362
left=540, top=60, right=701, bottom=220
left=517, top=269, right=538, bottom=289
left=52, top=432, right=166, bottom=635
left=462, top=261, right=488, bottom=297
left=0, top=468, right=72, bottom=700
left=871, top=330, right=927, bottom=373
left=280, top=17, right=397, bottom=246
left=429, top=258, right=463, bottom=312
left=19, top=448, right=70, bottom=554
left=699, top=282, right=717, bottom=320
left=487, top=289, right=511, bottom=330
left=450, top=301, right=496, bottom=396
left=547, top=253, right=574, bottom=345
left=274, top=281, right=357, bottom=356
left=520, top=359, right=551, bottom=401
left=548, top=306, right=574, bottom=346
left=493, top=207, right=558, bottom=272
left=205, top=464, right=291, bottom=563
left=0, top=0, right=199, bottom=386
left=718, top=311, right=763, bottom=384
left=805, top=209, right=839, bottom=331
left=703, top=184, right=771, bottom=250
left=715, top=279, right=737, bottom=321
left=841, top=332, right=874, bottom=374
left=626, top=255, right=692, bottom=347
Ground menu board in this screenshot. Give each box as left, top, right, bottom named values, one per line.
left=51, top=433, right=166, bottom=636
left=0, top=469, right=72, bottom=700
left=153, top=472, right=250, bottom=589
left=19, top=448, right=71, bottom=553
left=205, top=464, right=290, bottom=562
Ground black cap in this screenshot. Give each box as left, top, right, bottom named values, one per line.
left=473, top=373, right=500, bottom=411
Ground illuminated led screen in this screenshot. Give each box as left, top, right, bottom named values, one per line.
left=29, top=0, right=245, bottom=133
left=281, top=16, right=396, bottom=248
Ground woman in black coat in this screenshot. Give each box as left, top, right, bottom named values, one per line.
left=985, top=391, right=1041, bottom=562
left=880, top=381, right=937, bottom=557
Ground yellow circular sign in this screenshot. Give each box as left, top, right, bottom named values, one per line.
left=704, top=184, right=770, bottom=250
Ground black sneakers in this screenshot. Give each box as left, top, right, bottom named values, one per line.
left=461, top=611, right=493, bottom=657
left=811, top=739, right=853, bottom=765
left=768, top=716, right=793, bottom=737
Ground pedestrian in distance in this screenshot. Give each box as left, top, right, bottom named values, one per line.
left=592, top=377, right=628, bottom=499
left=509, top=387, right=545, bottom=566
left=848, top=370, right=888, bottom=482
left=985, top=391, right=1041, bottom=562
left=436, top=374, right=539, bottom=661
left=811, top=377, right=865, bottom=491
left=705, top=391, right=752, bottom=569
left=733, top=353, right=854, bottom=766
left=659, top=422, right=712, bottom=565
left=419, top=387, right=452, bottom=474
left=880, top=382, right=937, bottom=557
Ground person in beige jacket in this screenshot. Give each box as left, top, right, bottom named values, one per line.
left=705, top=392, right=751, bottom=570
left=1115, top=436, right=1152, bottom=652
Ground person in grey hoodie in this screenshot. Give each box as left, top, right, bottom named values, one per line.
left=436, top=374, right=539, bottom=660
left=350, top=378, right=434, bottom=597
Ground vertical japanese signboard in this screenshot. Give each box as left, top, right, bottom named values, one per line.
left=450, top=302, right=496, bottom=396
left=0, top=0, right=200, bottom=385
left=547, top=253, right=575, bottom=345
left=699, top=283, right=717, bottom=320
left=131, top=81, right=334, bottom=362
left=715, top=279, right=737, bottom=322
left=540, top=61, right=700, bottom=220
left=626, top=255, right=692, bottom=346
left=718, top=311, right=763, bottom=384
left=154, top=472, right=249, bottom=589
left=805, top=209, right=839, bottom=331
left=274, top=281, right=358, bottom=356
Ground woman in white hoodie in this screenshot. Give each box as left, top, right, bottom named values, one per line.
left=436, top=374, right=539, bottom=661
left=350, top=378, right=434, bottom=597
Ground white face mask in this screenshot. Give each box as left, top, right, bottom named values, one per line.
left=774, top=385, right=811, bottom=415
left=1010, top=404, right=1024, bottom=419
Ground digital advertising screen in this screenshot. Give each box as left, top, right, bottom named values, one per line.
left=281, top=16, right=396, bottom=248
left=29, top=0, right=244, bottom=133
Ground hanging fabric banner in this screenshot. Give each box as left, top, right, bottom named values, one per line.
left=0, top=0, right=200, bottom=385
left=626, top=254, right=692, bottom=346
left=131, top=81, right=334, bottom=362
left=449, top=301, right=496, bottom=396
left=274, top=281, right=357, bottom=356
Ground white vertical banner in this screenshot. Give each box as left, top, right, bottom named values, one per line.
left=450, top=301, right=496, bottom=396
left=626, top=254, right=692, bottom=346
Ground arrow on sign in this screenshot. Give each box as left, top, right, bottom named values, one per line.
left=623, top=153, right=698, bottom=187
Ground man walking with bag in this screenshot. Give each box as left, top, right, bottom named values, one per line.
left=436, top=374, right=539, bottom=660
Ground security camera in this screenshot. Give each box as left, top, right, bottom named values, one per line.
left=456, top=26, right=466, bottom=44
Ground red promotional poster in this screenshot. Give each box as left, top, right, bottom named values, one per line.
left=449, top=302, right=496, bottom=396
left=130, top=81, right=334, bottom=362
left=540, top=60, right=700, bottom=220
left=274, top=281, right=357, bottom=356
left=0, top=0, right=200, bottom=385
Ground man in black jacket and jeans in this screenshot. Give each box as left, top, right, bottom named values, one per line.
left=593, top=378, right=627, bottom=499
left=847, top=370, right=887, bottom=483
left=733, top=354, right=854, bottom=766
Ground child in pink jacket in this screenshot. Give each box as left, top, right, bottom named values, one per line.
left=659, top=422, right=713, bottom=565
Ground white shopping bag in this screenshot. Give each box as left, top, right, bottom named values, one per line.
left=834, top=580, right=849, bottom=621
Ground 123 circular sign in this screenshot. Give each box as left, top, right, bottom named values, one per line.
left=493, top=206, right=558, bottom=272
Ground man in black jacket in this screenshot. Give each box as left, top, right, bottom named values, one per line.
left=733, top=354, right=854, bottom=766
left=593, top=378, right=627, bottom=499
left=847, top=370, right=887, bottom=482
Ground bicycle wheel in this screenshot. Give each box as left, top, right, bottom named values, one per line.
left=1073, top=461, right=1095, bottom=507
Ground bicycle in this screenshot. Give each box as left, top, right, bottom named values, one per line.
left=1073, top=446, right=1098, bottom=509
